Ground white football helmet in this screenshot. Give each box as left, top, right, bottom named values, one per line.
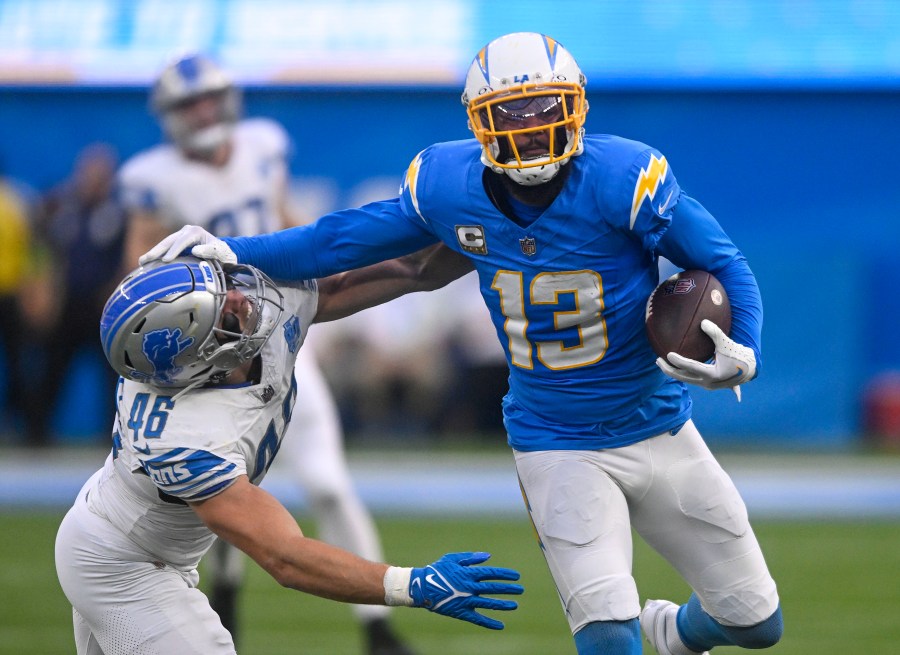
left=150, top=53, right=242, bottom=157
left=100, top=257, right=284, bottom=388
left=461, top=32, right=588, bottom=186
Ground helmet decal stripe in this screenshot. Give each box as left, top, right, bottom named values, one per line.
left=543, top=35, right=558, bottom=68
left=100, top=266, right=197, bottom=352
left=175, top=55, right=201, bottom=84
left=477, top=47, right=489, bottom=83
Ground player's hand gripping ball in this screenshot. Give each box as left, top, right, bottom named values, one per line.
left=645, top=270, right=731, bottom=362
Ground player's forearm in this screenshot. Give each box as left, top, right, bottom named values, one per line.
left=315, top=258, right=423, bottom=322
left=712, top=256, right=763, bottom=371
left=262, top=534, right=390, bottom=604
left=193, top=478, right=390, bottom=605
left=315, top=244, right=472, bottom=322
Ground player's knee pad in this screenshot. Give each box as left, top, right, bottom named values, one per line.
left=573, top=619, right=641, bottom=655
left=719, top=606, right=783, bottom=649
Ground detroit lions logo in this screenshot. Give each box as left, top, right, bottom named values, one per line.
left=142, top=328, right=194, bottom=384
left=283, top=315, right=302, bottom=353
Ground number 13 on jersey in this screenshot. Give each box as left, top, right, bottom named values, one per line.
left=491, top=270, right=608, bottom=370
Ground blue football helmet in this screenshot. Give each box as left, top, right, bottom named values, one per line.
left=100, top=257, right=284, bottom=388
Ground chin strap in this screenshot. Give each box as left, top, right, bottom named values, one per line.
left=170, top=377, right=209, bottom=402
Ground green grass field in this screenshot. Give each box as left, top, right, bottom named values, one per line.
left=2, top=511, right=898, bottom=654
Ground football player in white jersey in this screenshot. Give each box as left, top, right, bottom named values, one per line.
left=55, top=252, right=521, bottom=655
left=117, top=53, right=414, bottom=654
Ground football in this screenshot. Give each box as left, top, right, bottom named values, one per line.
left=645, top=269, right=731, bottom=362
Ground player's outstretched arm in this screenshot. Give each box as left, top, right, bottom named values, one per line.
left=315, top=243, right=474, bottom=322
left=656, top=319, right=756, bottom=401
left=190, top=476, right=522, bottom=628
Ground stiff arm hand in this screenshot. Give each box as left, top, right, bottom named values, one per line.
left=656, top=319, right=756, bottom=401
left=139, top=225, right=237, bottom=266
left=384, top=552, right=523, bottom=630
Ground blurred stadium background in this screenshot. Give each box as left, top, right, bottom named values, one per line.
left=1, top=1, right=899, bottom=653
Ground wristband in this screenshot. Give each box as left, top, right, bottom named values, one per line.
left=383, top=566, right=414, bottom=607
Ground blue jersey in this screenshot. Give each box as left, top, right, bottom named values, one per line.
left=226, top=135, right=762, bottom=451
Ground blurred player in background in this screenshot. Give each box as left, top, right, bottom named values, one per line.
left=0, top=163, right=34, bottom=442
left=56, top=253, right=522, bottom=655
left=118, top=54, right=416, bottom=655
left=28, top=143, right=126, bottom=446
left=148, top=33, right=784, bottom=655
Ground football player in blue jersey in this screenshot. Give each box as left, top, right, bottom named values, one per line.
left=55, top=250, right=521, bottom=655
left=144, top=32, right=783, bottom=655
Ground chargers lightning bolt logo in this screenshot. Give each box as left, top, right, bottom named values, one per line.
left=403, top=152, right=426, bottom=222
left=630, top=153, right=668, bottom=229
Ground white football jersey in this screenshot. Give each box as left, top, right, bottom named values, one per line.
left=118, top=118, right=289, bottom=236
left=84, top=281, right=318, bottom=571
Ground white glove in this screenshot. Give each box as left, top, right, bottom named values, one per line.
left=656, top=319, right=756, bottom=401
left=139, top=225, right=237, bottom=266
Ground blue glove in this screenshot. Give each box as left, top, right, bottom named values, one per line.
left=409, top=551, right=523, bottom=630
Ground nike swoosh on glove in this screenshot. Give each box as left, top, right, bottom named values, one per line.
left=139, top=225, right=237, bottom=266
left=656, top=319, right=756, bottom=401
left=409, top=552, right=523, bottom=630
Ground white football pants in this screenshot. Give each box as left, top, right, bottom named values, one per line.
left=56, top=473, right=236, bottom=655
left=514, top=420, right=779, bottom=635
left=208, top=344, right=389, bottom=622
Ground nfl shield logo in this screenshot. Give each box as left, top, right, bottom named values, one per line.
left=665, top=278, right=696, bottom=295
left=519, top=236, right=537, bottom=256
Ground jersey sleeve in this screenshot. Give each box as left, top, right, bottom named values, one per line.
left=131, top=404, right=249, bottom=502
left=224, top=153, right=440, bottom=280
left=656, top=194, right=764, bottom=370
left=116, top=152, right=183, bottom=229
left=246, top=118, right=291, bottom=159
left=117, top=156, right=162, bottom=214
left=139, top=446, right=243, bottom=501
left=606, top=146, right=681, bottom=253
left=240, top=118, right=292, bottom=174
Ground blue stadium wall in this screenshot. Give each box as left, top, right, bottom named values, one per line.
left=1, top=86, right=898, bottom=448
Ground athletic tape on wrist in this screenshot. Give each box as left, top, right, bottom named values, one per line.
left=383, top=566, right=414, bottom=607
